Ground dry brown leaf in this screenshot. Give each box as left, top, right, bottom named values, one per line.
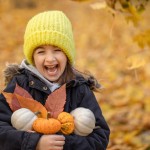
left=2, top=92, right=21, bottom=111
left=11, top=94, right=21, bottom=111
left=2, top=92, right=14, bottom=110
left=14, top=84, right=32, bottom=98
left=2, top=83, right=32, bottom=111
left=3, top=84, right=67, bottom=118
left=45, top=84, right=66, bottom=118
left=15, top=94, right=47, bottom=118
left=3, top=84, right=47, bottom=118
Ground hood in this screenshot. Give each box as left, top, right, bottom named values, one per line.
left=3, top=60, right=60, bottom=92
left=66, top=73, right=102, bottom=92
left=3, top=63, right=21, bottom=85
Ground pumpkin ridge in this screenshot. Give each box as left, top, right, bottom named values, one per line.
left=57, top=112, right=74, bottom=135
left=61, top=122, right=74, bottom=134
left=75, top=118, right=95, bottom=129
left=74, top=128, right=90, bottom=136
left=11, top=108, right=38, bottom=131
left=32, top=118, right=61, bottom=134
left=75, top=121, right=93, bottom=134
left=21, top=115, right=37, bottom=130
left=70, top=107, right=96, bottom=136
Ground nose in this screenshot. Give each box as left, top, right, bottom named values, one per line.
left=45, top=52, right=56, bottom=63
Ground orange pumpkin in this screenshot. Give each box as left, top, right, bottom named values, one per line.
left=32, top=117, right=61, bottom=134
left=57, top=112, right=74, bottom=135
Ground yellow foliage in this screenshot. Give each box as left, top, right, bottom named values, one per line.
left=90, top=1, right=107, bottom=10
left=71, top=0, right=91, bottom=2
left=0, top=0, right=150, bottom=149
left=125, top=3, right=141, bottom=26
left=126, top=54, right=146, bottom=70
left=134, top=29, right=150, bottom=48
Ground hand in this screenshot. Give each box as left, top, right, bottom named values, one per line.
left=36, top=134, right=65, bottom=150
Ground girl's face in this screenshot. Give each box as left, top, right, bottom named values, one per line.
left=33, top=45, right=67, bottom=82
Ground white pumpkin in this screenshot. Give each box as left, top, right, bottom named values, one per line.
left=11, top=108, right=38, bottom=131
left=70, top=107, right=96, bottom=136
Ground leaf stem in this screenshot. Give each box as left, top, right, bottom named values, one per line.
left=47, top=112, right=51, bottom=119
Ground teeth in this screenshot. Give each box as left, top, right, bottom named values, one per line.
left=47, top=65, right=56, bottom=69
left=45, top=65, right=58, bottom=74
left=45, top=64, right=57, bottom=69
left=48, top=66, right=55, bottom=69
left=47, top=67, right=55, bottom=70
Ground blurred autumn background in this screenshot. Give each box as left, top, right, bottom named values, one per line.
left=0, top=0, right=150, bottom=149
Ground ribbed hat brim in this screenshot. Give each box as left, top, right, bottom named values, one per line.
left=24, top=31, right=75, bottom=65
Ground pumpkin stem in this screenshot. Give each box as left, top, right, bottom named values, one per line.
left=35, top=111, right=41, bottom=116
left=47, top=112, right=51, bottom=119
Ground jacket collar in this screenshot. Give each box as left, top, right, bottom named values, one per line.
left=24, top=69, right=87, bottom=93
left=21, top=69, right=51, bottom=94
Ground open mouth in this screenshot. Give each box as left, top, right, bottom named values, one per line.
left=45, top=64, right=59, bottom=75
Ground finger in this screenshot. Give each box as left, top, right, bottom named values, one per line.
left=52, top=135, right=65, bottom=141
left=50, top=145, right=64, bottom=150
left=26, top=130, right=35, bottom=133
left=54, top=140, right=65, bottom=146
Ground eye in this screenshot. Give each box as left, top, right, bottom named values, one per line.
left=35, top=47, right=45, bottom=54
left=37, top=50, right=45, bottom=54
left=54, top=49, right=61, bottom=52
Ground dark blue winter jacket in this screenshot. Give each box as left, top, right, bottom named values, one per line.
left=0, top=67, right=110, bottom=150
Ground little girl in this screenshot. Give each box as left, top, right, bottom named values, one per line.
left=0, top=10, right=110, bottom=150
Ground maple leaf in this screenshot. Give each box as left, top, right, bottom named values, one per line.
left=2, top=84, right=47, bottom=118
left=2, top=92, right=21, bottom=111
left=15, top=94, right=47, bottom=118
left=45, top=84, right=66, bottom=118
left=2, top=83, right=32, bottom=111
left=14, top=84, right=32, bottom=98
left=3, top=84, right=67, bottom=119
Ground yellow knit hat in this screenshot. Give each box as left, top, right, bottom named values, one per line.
left=23, top=10, right=75, bottom=65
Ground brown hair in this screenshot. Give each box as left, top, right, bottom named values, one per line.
left=57, top=61, right=75, bottom=85
left=58, top=61, right=101, bottom=92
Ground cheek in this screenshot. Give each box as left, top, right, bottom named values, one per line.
left=33, top=55, right=42, bottom=68
left=33, top=53, right=37, bottom=65
left=61, top=56, right=67, bottom=68
left=60, top=53, right=67, bottom=62
left=33, top=55, right=37, bottom=66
